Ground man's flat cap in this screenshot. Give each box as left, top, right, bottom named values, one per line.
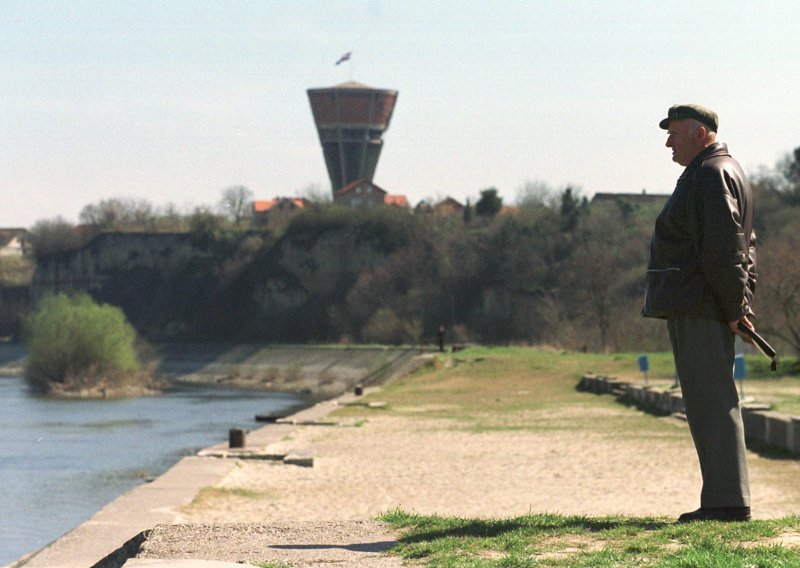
left=659, top=104, right=719, bottom=132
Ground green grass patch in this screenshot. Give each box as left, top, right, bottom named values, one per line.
left=0, top=256, right=34, bottom=286
left=380, top=510, right=800, bottom=567
left=187, top=486, right=276, bottom=510
left=334, top=346, right=800, bottom=420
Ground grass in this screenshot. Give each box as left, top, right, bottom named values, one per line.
left=187, top=486, right=277, bottom=510
left=0, top=256, right=34, bottom=286
left=380, top=509, right=800, bottom=567
left=335, top=346, right=800, bottom=426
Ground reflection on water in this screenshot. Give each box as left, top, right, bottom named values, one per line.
left=0, top=377, right=308, bottom=566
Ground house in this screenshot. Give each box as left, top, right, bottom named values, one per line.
left=384, top=194, right=410, bottom=208
left=433, top=197, right=465, bottom=217
left=334, top=179, right=388, bottom=208
left=252, top=197, right=309, bottom=226
left=0, top=228, right=29, bottom=257
left=333, top=179, right=410, bottom=209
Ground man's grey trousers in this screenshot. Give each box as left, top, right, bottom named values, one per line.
left=667, top=315, right=751, bottom=508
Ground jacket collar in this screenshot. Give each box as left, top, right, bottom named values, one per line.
left=687, top=142, right=729, bottom=169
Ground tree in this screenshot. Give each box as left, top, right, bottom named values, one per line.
left=218, top=185, right=254, bottom=225
left=27, top=217, right=83, bottom=259
left=189, top=207, right=232, bottom=249
left=23, top=293, right=142, bottom=394
left=475, top=188, right=503, bottom=217
left=559, top=186, right=587, bottom=231
left=79, top=197, right=155, bottom=231
left=516, top=180, right=554, bottom=207
left=757, top=236, right=800, bottom=356
left=463, top=199, right=474, bottom=223
left=297, top=183, right=332, bottom=204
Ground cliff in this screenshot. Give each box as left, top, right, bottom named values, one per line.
left=30, top=208, right=421, bottom=343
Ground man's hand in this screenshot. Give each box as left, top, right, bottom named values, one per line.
left=730, top=315, right=754, bottom=344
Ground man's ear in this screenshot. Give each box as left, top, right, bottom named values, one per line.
left=694, top=125, right=707, bottom=140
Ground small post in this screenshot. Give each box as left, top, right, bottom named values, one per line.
left=733, top=353, right=746, bottom=400
left=229, top=428, right=246, bottom=449
left=637, top=354, right=649, bottom=386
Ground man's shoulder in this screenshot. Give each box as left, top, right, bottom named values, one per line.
left=697, top=145, right=744, bottom=175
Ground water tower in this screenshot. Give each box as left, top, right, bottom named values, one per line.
left=307, top=81, right=398, bottom=194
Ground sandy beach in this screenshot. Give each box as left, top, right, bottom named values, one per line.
left=178, top=411, right=800, bottom=524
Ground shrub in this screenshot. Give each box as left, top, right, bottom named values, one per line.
left=23, top=293, right=142, bottom=393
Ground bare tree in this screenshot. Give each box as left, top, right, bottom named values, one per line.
left=297, top=183, right=331, bottom=204
left=218, top=186, right=254, bottom=226
left=758, top=236, right=800, bottom=355
left=79, top=197, right=155, bottom=231
left=27, top=217, right=84, bottom=258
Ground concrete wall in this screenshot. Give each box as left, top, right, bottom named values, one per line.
left=579, top=374, right=800, bottom=456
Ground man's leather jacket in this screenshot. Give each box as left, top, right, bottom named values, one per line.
left=642, top=142, right=756, bottom=323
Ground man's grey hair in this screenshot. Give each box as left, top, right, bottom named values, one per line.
left=689, top=119, right=717, bottom=142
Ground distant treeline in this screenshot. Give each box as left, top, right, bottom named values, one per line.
left=12, top=146, right=800, bottom=354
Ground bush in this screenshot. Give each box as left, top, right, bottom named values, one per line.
left=23, top=293, right=143, bottom=394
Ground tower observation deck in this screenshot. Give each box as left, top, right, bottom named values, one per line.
left=307, top=81, right=398, bottom=194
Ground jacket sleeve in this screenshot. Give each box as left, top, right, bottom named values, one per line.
left=692, top=164, right=750, bottom=323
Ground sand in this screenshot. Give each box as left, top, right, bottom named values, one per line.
left=132, top=398, right=800, bottom=566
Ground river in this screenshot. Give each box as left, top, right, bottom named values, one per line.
left=0, top=376, right=309, bottom=566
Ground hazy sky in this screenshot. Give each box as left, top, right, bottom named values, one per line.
left=2, top=1, right=798, bottom=228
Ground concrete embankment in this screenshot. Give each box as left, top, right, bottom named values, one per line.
left=150, top=344, right=422, bottom=399
left=1, top=343, right=422, bottom=399
left=579, top=373, right=800, bottom=456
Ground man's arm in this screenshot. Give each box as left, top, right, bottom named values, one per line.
left=695, top=166, right=751, bottom=323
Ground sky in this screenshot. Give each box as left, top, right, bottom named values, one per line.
left=2, top=1, right=799, bottom=228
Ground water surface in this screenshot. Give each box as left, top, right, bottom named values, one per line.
left=0, top=376, right=308, bottom=565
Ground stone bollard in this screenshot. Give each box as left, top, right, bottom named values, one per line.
left=229, top=428, right=247, bottom=449
left=790, top=417, right=800, bottom=454
left=764, top=412, right=790, bottom=450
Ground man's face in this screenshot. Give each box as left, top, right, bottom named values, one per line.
left=665, top=119, right=701, bottom=167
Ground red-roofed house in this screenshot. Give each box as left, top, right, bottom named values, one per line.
left=252, top=197, right=309, bottom=226
left=334, top=179, right=387, bottom=208
left=384, top=194, right=409, bottom=208
left=333, top=179, right=410, bottom=210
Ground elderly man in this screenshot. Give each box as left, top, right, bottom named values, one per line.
left=643, top=104, right=756, bottom=523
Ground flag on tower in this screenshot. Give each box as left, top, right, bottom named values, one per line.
left=335, top=51, right=352, bottom=65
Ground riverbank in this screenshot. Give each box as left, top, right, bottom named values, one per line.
left=11, top=347, right=800, bottom=566
left=122, top=347, right=800, bottom=565
left=0, top=342, right=422, bottom=400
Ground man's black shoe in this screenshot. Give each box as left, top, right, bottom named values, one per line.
left=677, top=507, right=751, bottom=523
